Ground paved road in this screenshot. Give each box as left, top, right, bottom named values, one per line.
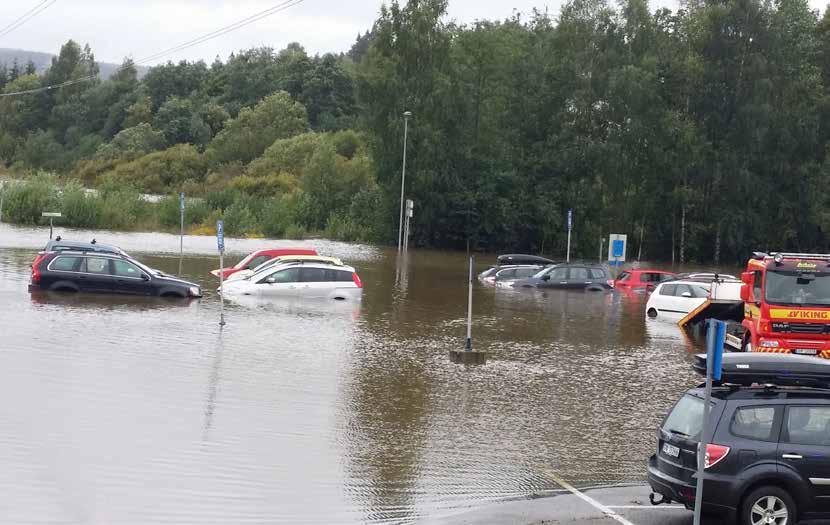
left=430, top=484, right=721, bottom=525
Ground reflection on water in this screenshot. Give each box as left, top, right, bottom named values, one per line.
left=0, top=223, right=708, bottom=523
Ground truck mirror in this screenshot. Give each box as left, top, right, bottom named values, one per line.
left=740, top=284, right=750, bottom=302
left=741, top=271, right=754, bottom=285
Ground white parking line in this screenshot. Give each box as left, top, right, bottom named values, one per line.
left=607, top=505, right=686, bottom=510
left=547, top=472, right=637, bottom=525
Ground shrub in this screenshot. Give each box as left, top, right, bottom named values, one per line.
left=59, top=182, right=100, bottom=228
left=222, top=200, right=259, bottom=236
left=0, top=175, right=57, bottom=224
left=101, top=144, right=208, bottom=194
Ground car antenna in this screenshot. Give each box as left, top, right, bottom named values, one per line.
left=91, top=238, right=96, bottom=244
left=55, top=235, right=61, bottom=241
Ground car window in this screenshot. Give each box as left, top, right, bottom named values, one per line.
left=675, top=284, right=694, bottom=297
left=83, top=257, right=110, bottom=274
left=112, top=259, right=143, bottom=278
left=548, top=267, right=568, bottom=280
left=515, top=268, right=540, bottom=279
left=496, top=269, right=516, bottom=279
left=569, top=267, right=589, bottom=280
left=784, top=406, right=830, bottom=446
left=730, top=406, right=777, bottom=441
left=618, top=271, right=631, bottom=281
left=51, top=256, right=80, bottom=272
left=246, top=255, right=271, bottom=270
left=663, top=394, right=705, bottom=439
left=300, top=268, right=328, bottom=283
left=264, top=267, right=300, bottom=284
left=660, top=284, right=677, bottom=296
left=589, top=269, right=606, bottom=279
left=327, top=269, right=353, bottom=282
left=660, top=274, right=675, bottom=282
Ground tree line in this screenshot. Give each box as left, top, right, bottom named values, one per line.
left=1, top=0, right=829, bottom=262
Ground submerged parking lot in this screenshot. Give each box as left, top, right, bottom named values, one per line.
left=0, top=223, right=707, bottom=523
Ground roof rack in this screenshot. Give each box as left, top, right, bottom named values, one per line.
left=694, top=353, right=830, bottom=389
left=769, top=252, right=830, bottom=260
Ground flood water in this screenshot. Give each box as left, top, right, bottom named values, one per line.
left=0, top=223, right=708, bottom=524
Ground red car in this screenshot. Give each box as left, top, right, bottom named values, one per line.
left=211, top=248, right=318, bottom=279
left=613, top=269, right=676, bottom=290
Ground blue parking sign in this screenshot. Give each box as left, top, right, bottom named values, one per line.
left=217, top=220, right=224, bottom=253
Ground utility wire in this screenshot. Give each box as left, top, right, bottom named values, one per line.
left=0, top=0, right=306, bottom=97
left=0, top=0, right=58, bottom=40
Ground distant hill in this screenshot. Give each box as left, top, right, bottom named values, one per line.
left=0, top=48, right=148, bottom=79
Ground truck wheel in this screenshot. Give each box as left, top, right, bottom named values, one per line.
left=741, top=486, right=795, bottom=525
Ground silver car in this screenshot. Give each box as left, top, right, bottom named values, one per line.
left=221, top=262, right=363, bottom=301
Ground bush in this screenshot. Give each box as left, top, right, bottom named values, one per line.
left=259, top=195, right=299, bottom=237
left=0, top=175, right=57, bottom=224
left=222, top=200, right=259, bottom=236
left=157, top=194, right=211, bottom=228
left=60, top=182, right=100, bottom=228
left=101, top=144, right=207, bottom=194
left=284, top=223, right=306, bottom=240
left=97, top=187, right=150, bottom=230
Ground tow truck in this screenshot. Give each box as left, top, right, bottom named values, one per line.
left=678, top=252, right=830, bottom=359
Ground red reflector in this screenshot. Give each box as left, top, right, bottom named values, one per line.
left=352, top=272, right=363, bottom=288
left=31, top=253, right=46, bottom=283
left=704, top=444, right=730, bottom=469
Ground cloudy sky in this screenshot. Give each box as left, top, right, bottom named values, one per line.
left=1, top=0, right=827, bottom=65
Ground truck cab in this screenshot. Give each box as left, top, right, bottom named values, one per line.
left=740, top=252, right=830, bottom=358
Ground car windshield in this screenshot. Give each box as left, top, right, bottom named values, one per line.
left=765, top=270, right=830, bottom=306
left=532, top=266, right=554, bottom=278
left=662, top=394, right=705, bottom=440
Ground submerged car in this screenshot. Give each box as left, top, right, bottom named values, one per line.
left=225, top=255, right=344, bottom=283
left=614, top=269, right=676, bottom=290
left=479, top=264, right=545, bottom=286
left=512, top=263, right=612, bottom=291
left=211, top=248, right=318, bottom=279
left=45, top=237, right=127, bottom=256
left=645, top=280, right=711, bottom=319
left=648, top=353, right=830, bottom=524
left=221, top=261, right=362, bottom=301
left=29, top=249, right=202, bottom=298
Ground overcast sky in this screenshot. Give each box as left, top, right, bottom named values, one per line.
left=1, top=0, right=827, bottom=66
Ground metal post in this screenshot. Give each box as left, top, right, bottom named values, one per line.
left=566, top=209, right=573, bottom=263
left=49, top=217, right=54, bottom=240
left=219, top=251, right=226, bottom=327
left=599, top=236, right=604, bottom=264
left=397, top=111, right=412, bottom=253
left=466, top=256, right=473, bottom=351
left=179, top=192, right=185, bottom=275
left=694, top=319, right=720, bottom=525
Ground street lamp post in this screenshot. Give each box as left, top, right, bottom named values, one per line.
left=397, top=111, right=412, bottom=253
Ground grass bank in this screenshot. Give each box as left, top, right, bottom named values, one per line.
left=0, top=175, right=383, bottom=242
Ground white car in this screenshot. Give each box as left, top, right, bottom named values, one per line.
left=221, top=262, right=363, bottom=301
left=225, top=255, right=344, bottom=283
left=645, top=280, right=711, bottom=319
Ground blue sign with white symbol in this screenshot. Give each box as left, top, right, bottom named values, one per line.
left=612, top=239, right=624, bottom=258
left=180, top=192, right=185, bottom=211
left=567, top=209, right=573, bottom=231
left=217, top=220, right=224, bottom=253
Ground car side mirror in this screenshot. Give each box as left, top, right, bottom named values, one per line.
left=740, top=284, right=750, bottom=302
left=141, top=274, right=150, bottom=281
left=542, top=275, right=550, bottom=281
left=681, top=292, right=692, bottom=298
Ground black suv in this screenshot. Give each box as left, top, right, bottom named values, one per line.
left=512, top=263, right=612, bottom=290
left=648, top=353, right=830, bottom=524
left=29, top=249, right=202, bottom=298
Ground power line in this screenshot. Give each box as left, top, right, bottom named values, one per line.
left=0, top=0, right=306, bottom=97
left=0, top=0, right=58, bottom=40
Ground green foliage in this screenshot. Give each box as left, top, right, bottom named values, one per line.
left=101, top=144, right=207, bottom=194
left=0, top=175, right=57, bottom=224
left=96, top=123, right=165, bottom=159
left=206, top=91, right=308, bottom=165
left=157, top=194, right=211, bottom=228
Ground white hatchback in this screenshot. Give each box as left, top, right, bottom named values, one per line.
left=221, top=262, right=363, bottom=301
left=645, top=280, right=711, bottom=320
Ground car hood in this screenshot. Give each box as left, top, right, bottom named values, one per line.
left=154, top=274, right=200, bottom=288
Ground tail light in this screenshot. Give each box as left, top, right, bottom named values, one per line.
left=31, top=252, right=47, bottom=283
left=352, top=272, right=363, bottom=288
left=704, top=444, right=730, bottom=469
left=607, top=280, right=615, bottom=288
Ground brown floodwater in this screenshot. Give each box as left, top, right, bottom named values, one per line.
left=0, top=223, right=711, bottom=523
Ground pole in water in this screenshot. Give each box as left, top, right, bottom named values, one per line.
left=219, top=250, right=226, bottom=327
left=179, top=192, right=185, bottom=275
left=466, top=255, right=473, bottom=351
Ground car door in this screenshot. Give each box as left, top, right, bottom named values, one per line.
left=539, top=266, right=569, bottom=289
left=111, top=259, right=151, bottom=295
left=298, top=267, right=331, bottom=298
left=778, top=404, right=830, bottom=513
left=78, top=256, right=115, bottom=293
left=256, top=267, right=300, bottom=297
left=567, top=266, right=590, bottom=289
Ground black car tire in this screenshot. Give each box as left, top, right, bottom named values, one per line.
left=740, top=485, right=795, bottom=525
left=647, top=308, right=658, bottom=318
left=585, top=285, right=605, bottom=292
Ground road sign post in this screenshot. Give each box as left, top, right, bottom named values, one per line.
left=217, top=220, right=226, bottom=327
left=693, top=319, right=726, bottom=525
left=179, top=192, right=185, bottom=275
left=42, top=212, right=62, bottom=240
left=566, top=209, right=573, bottom=263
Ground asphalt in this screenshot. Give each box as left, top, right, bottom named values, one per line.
left=430, top=483, right=750, bottom=525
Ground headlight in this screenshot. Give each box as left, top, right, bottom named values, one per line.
left=760, top=340, right=780, bottom=348
left=189, top=286, right=201, bottom=297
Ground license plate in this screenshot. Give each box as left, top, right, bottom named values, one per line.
left=662, top=443, right=680, bottom=457
left=794, top=348, right=818, bottom=356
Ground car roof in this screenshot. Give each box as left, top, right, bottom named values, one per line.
left=253, top=248, right=317, bottom=256
left=627, top=269, right=675, bottom=274
left=658, top=279, right=712, bottom=287
left=689, top=385, right=830, bottom=401
left=46, top=239, right=124, bottom=254
left=50, top=250, right=122, bottom=258
left=269, top=255, right=343, bottom=265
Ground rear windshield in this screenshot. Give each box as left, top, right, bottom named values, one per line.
left=662, top=395, right=705, bottom=440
